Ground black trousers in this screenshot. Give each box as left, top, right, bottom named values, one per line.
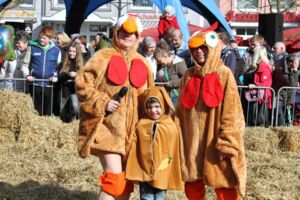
left=31, top=86, right=53, bottom=116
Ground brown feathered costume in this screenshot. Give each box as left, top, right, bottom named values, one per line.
left=126, top=87, right=183, bottom=191
left=176, top=30, right=247, bottom=196
left=75, top=15, right=154, bottom=159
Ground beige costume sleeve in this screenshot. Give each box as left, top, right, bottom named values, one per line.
left=75, top=54, right=110, bottom=117
left=215, top=69, right=247, bottom=196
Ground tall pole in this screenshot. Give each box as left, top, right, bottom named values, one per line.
left=118, top=0, right=121, bottom=18
left=276, top=0, right=280, bottom=13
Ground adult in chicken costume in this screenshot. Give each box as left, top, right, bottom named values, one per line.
left=75, top=14, right=154, bottom=200
left=175, top=25, right=247, bottom=200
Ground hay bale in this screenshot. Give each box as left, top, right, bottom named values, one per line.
left=244, top=127, right=279, bottom=153
left=246, top=150, right=300, bottom=200
left=0, top=90, right=36, bottom=130
left=275, top=127, right=300, bottom=152
left=0, top=128, right=15, bottom=143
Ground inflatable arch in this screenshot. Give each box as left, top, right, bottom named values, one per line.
left=64, top=0, right=234, bottom=41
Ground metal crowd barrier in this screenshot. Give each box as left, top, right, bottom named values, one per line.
left=0, top=77, right=55, bottom=116
left=237, top=86, right=276, bottom=127
left=1, top=78, right=299, bottom=127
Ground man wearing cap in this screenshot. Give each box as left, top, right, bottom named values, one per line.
left=75, top=14, right=154, bottom=200
left=175, top=29, right=247, bottom=200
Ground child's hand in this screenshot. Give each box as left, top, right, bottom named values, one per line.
left=248, top=84, right=256, bottom=89
left=26, top=75, right=35, bottom=82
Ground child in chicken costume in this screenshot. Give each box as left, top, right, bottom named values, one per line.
left=126, top=87, right=183, bottom=198
left=175, top=25, right=247, bottom=200
left=75, top=14, right=154, bottom=199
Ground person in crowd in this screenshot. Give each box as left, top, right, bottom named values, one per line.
left=25, top=26, right=61, bottom=116
left=2, top=31, right=30, bottom=92
left=153, top=47, right=187, bottom=107
left=247, top=46, right=273, bottom=126
left=94, top=32, right=111, bottom=52
left=158, top=5, right=179, bottom=40
left=170, top=28, right=193, bottom=67
left=243, top=35, right=266, bottom=72
left=164, top=26, right=176, bottom=47
left=15, top=31, right=31, bottom=76
left=272, top=41, right=289, bottom=125
left=272, top=53, right=300, bottom=126
left=52, top=31, right=72, bottom=115
left=0, top=58, right=13, bottom=90
left=138, top=36, right=157, bottom=79
left=75, top=14, right=154, bottom=200
left=273, top=41, right=288, bottom=69
left=219, top=32, right=237, bottom=74
left=126, top=86, right=183, bottom=200
left=155, top=40, right=170, bottom=82
left=54, top=31, right=71, bottom=61
left=58, top=42, right=84, bottom=122
left=176, top=29, right=246, bottom=200
left=252, top=34, right=275, bottom=68
left=1, top=30, right=31, bottom=91
left=73, top=35, right=91, bottom=63
left=230, top=39, right=239, bottom=50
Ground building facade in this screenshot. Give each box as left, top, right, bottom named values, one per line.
left=217, top=0, right=300, bottom=39
left=0, top=0, right=205, bottom=44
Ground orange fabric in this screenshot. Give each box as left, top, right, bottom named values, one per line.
left=99, top=172, right=133, bottom=197
left=122, top=17, right=138, bottom=33
left=188, top=36, right=206, bottom=48
left=185, top=181, right=205, bottom=200
left=215, top=188, right=238, bottom=200
left=185, top=181, right=238, bottom=200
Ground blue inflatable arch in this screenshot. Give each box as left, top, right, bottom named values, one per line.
left=64, top=0, right=233, bottom=40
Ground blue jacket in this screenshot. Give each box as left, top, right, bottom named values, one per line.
left=30, top=40, right=61, bottom=86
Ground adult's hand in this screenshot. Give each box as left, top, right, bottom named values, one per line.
left=50, top=76, right=58, bottom=83
left=105, top=99, right=120, bottom=113
left=68, top=71, right=77, bottom=77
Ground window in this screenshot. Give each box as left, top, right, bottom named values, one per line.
left=89, top=25, right=108, bottom=32
left=129, top=0, right=154, bottom=11
left=21, top=0, right=34, bottom=7
left=236, top=28, right=257, bottom=36
left=53, top=0, right=65, bottom=8
left=235, top=0, right=258, bottom=11
left=90, top=25, right=99, bottom=32
left=270, top=0, right=294, bottom=11
left=132, top=0, right=153, bottom=7
left=22, top=0, right=33, bottom=4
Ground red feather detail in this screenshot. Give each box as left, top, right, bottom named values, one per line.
left=180, top=76, right=201, bottom=109
left=107, top=55, right=127, bottom=85
left=202, top=72, right=224, bottom=108
left=202, top=22, right=219, bottom=32
left=130, top=59, right=148, bottom=87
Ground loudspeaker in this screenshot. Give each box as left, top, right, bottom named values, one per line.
left=258, top=13, right=283, bottom=47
